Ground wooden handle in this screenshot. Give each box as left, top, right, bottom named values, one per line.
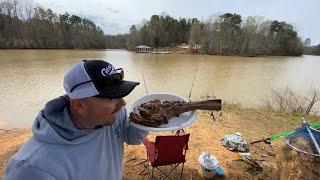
left=175, top=99, right=222, bottom=114
left=187, top=99, right=222, bottom=110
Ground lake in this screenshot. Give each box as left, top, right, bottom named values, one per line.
left=0, top=49, right=319, bottom=128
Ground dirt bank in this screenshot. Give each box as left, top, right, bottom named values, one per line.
left=1, top=106, right=319, bottom=179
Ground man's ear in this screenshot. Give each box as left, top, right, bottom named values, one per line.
left=70, top=99, right=84, bottom=111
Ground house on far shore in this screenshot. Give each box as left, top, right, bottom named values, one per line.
left=191, top=44, right=202, bottom=53
left=176, top=43, right=189, bottom=53
left=176, top=43, right=202, bottom=53
left=136, top=45, right=152, bottom=53
left=152, top=47, right=172, bottom=54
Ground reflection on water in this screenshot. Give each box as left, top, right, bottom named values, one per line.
left=0, top=49, right=319, bottom=128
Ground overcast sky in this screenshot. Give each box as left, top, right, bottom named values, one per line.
left=35, top=0, right=320, bottom=45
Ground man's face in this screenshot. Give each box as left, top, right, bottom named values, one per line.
left=81, top=97, right=126, bottom=127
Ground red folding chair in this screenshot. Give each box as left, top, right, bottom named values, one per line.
left=143, top=134, right=190, bottom=180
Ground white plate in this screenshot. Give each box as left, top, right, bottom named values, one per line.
left=128, top=93, right=196, bottom=132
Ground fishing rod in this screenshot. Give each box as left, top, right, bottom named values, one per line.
left=140, top=60, right=148, bottom=94
left=250, top=122, right=320, bottom=145
left=188, top=65, right=198, bottom=98
left=141, top=70, right=148, bottom=94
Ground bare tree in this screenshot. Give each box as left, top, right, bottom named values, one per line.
left=0, top=0, right=106, bottom=49
left=265, top=86, right=319, bottom=115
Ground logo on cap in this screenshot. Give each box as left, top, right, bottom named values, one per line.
left=101, top=65, right=115, bottom=76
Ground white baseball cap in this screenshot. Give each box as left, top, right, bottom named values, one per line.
left=63, top=60, right=140, bottom=99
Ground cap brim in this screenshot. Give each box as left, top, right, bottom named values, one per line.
left=95, top=80, right=140, bottom=99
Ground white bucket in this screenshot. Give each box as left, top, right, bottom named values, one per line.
left=198, top=152, right=219, bottom=179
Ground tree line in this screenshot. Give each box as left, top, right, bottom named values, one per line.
left=0, top=0, right=105, bottom=48
left=304, top=45, right=320, bottom=55
left=128, top=13, right=305, bottom=56
left=1, top=0, right=317, bottom=57
left=303, top=38, right=320, bottom=55
left=127, top=14, right=199, bottom=49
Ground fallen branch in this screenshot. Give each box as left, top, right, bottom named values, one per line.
left=240, top=155, right=263, bottom=172
left=133, top=159, right=147, bottom=167
left=0, top=128, right=12, bottom=133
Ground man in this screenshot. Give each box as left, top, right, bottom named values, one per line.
left=4, top=60, right=148, bottom=180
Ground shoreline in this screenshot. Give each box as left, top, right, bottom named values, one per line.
left=0, top=48, right=312, bottom=57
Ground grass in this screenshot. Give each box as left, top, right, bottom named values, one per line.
left=1, top=105, right=319, bottom=179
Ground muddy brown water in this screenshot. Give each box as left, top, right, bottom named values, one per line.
left=0, top=49, right=319, bottom=128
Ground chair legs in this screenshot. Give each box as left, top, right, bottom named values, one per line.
left=146, top=162, right=154, bottom=180
left=180, top=163, right=185, bottom=180
left=147, top=163, right=184, bottom=180
left=151, top=166, right=155, bottom=180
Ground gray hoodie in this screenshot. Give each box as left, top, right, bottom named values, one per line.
left=3, top=96, right=148, bottom=180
